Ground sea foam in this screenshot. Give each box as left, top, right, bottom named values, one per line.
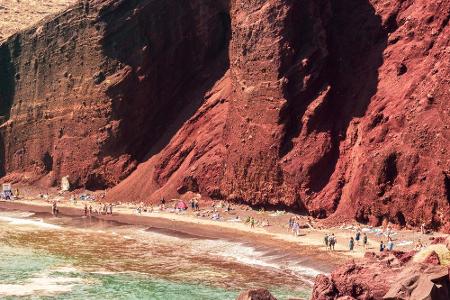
left=0, top=274, right=82, bottom=296
left=0, top=216, right=61, bottom=229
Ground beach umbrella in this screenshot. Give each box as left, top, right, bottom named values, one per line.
left=176, top=200, right=188, bottom=210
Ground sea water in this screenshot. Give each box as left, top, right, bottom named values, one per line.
left=0, top=209, right=332, bottom=299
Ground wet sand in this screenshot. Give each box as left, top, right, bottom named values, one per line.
left=1, top=190, right=447, bottom=267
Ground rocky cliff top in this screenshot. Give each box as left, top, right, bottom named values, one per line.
left=0, top=0, right=77, bottom=41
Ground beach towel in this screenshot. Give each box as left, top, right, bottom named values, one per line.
left=396, top=240, right=413, bottom=246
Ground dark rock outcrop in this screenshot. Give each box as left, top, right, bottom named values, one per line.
left=0, top=0, right=449, bottom=231
left=236, top=288, right=277, bottom=300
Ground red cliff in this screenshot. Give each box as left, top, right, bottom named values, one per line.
left=311, top=251, right=450, bottom=300
left=0, top=0, right=449, bottom=230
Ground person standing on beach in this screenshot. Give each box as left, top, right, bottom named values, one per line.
left=379, top=241, right=385, bottom=252
left=89, top=205, right=92, bottom=216
left=363, top=233, right=368, bottom=249
left=355, top=230, right=361, bottom=246
left=250, top=217, right=255, bottom=228
left=84, top=204, right=88, bottom=217
left=329, top=234, right=336, bottom=251
left=324, top=234, right=329, bottom=248
left=387, top=237, right=394, bottom=251
left=52, top=201, right=59, bottom=217
left=349, top=237, right=355, bottom=251
left=420, top=223, right=426, bottom=234
left=109, top=203, right=113, bottom=215
left=292, top=220, right=300, bottom=236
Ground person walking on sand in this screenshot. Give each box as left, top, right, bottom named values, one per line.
left=84, top=204, right=88, bottom=217
left=109, top=203, right=113, bottom=215
left=250, top=217, right=255, bottom=228
left=379, top=241, right=385, bottom=252
left=52, top=201, right=56, bottom=216
left=363, top=233, right=368, bottom=249
left=324, top=233, right=329, bottom=248
left=288, top=217, right=293, bottom=232
left=355, top=230, right=361, bottom=246
left=89, top=205, right=92, bottom=216
left=349, top=237, right=355, bottom=251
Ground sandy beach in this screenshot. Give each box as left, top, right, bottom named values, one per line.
left=1, top=187, right=447, bottom=264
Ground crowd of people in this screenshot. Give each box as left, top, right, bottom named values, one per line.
left=324, top=233, right=338, bottom=250
left=5, top=187, right=437, bottom=258
left=83, top=203, right=113, bottom=216
left=1, top=188, right=19, bottom=200
left=323, top=227, right=408, bottom=253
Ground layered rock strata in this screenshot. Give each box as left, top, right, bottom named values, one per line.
left=0, top=0, right=449, bottom=230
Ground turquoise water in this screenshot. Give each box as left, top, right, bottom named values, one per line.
left=0, top=210, right=324, bottom=299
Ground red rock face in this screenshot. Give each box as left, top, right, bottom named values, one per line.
left=311, top=257, right=450, bottom=300
left=0, top=0, right=449, bottom=230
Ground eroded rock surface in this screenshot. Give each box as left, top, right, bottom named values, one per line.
left=311, top=252, right=450, bottom=300
left=0, top=0, right=449, bottom=230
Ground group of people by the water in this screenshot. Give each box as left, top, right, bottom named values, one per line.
left=242, top=216, right=269, bottom=228
left=324, top=229, right=369, bottom=252
left=84, top=203, right=113, bottom=216
left=324, top=233, right=337, bottom=250
left=326, top=225, right=404, bottom=253
left=1, top=188, right=18, bottom=200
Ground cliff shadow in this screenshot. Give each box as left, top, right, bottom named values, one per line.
left=278, top=0, right=391, bottom=195
left=0, top=38, right=17, bottom=177
left=98, top=0, right=231, bottom=165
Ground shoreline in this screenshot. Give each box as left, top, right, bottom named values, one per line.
left=0, top=199, right=358, bottom=266
left=2, top=193, right=446, bottom=265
